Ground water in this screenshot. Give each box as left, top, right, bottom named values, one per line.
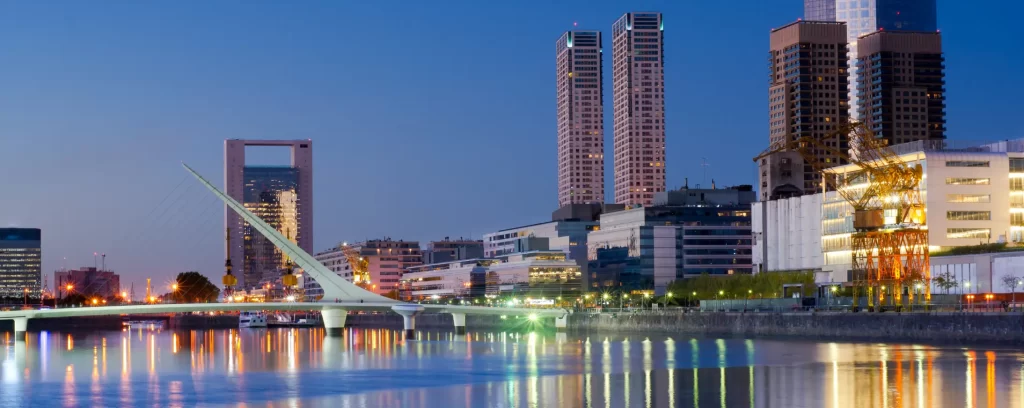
left=2, top=326, right=1023, bottom=407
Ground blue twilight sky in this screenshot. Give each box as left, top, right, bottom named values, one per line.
left=1, top=0, right=1022, bottom=291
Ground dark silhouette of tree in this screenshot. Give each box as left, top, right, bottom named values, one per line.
left=171, top=271, right=221, bottom=303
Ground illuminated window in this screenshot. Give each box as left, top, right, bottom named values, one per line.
left=945, top=161, right=990, bottom=167
left=947, top=194, right=991, bottom=203
left=945, top=178, right=990, bottom=185
left=946, top=228, right=991, bottom=239
left=946, top=211, right=991, bottom=221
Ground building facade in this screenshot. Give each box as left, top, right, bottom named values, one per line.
left=556, top=30, right=605, bottom=206
left=612, top=12, right=667, bottom=206
left=308, top=246, right=353, bottom=299
left=422, top=238, right=484, bottom=265
left=54, top=267, right=120, bottom=299
left=224, top=139, right=313, bottom=290
left=751, top=194, right=824, bottom=276
left=0, top=228, right=41, bottom=297
left=588, top=187, right=755, bottom=294
left=761, top=20, right=850, bottom=200
left=804, top=0, right=939, bottom=119
left=483, top=219, right=597, bottom=286
left=399, top=251, right=581, bottom=302
left=856, top=30, right=945, bottom=145
left=350, top=239, right=422, bottom=295
left=755, top=139, right=1024, bottom=284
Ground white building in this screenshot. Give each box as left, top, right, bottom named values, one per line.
left=751, top=194, right=823, bottom=277
left=308, top=247, right=353, bottom=299
left=399, top=251, right=581, bottom=301
left=754, top=139, right=1024, bottom=285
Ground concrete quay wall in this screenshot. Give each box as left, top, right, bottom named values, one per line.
left=568, top=312, right=1024, bottom=345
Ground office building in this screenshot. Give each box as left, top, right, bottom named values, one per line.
left=856, top=30, right=945, bottom=145
left=225, top=139, right=313, bottom=290
left=54, top=267, right=121, bottom=299
left=399, top=251, right=581, bottom=302
left=556, top=30, right=605, bottom=206
left=588, top=186, right=755, bottom=294
left=760, top=21, right=849, bottom=200
left=612, top=12, right=667, bottom=206
left=346, top=239, right=422, bottom=295
left=484, top=219, right=597, bottom=281
left=422, top=237, right=484, bottom=264
left=804, top=0, right=939, bottom=119
left=308, top=246, right=353, bottom=299
left=0, top=228, right=41, bottom=297
left=754, top=139, right=1024, bottom=289
left=398, top=259, right=498, bottom=301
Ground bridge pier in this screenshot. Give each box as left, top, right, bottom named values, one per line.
left=555, top=314, right=567, bottom=331
left=451, top=312, right=466, bottom=335
left=391, top=304, right=425, bottom=340
left=321, top=308, right=347, bottom=337
left=13, top=317, right=29, bottom=341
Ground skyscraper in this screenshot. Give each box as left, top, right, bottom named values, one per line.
left=224, top=140, right=313, bottom=290
left=760, top=21, right=849, bottom=200
left=856, top=30, right=945, bottom=144
left=804, top=0, right=938, bottom=119
left=612, top=12, right=666, bottom=206
left=0, top=228, right=41, bottom=297
left=556, top=30, right=605, bottom=206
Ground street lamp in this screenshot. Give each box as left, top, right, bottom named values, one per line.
left=23, top=288, right=28, bottom=306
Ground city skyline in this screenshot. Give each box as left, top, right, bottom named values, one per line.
left=1, top=0, right=1021, bottom=291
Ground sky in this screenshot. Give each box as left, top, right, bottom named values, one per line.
left=1, top=0, right=1022, bottom=293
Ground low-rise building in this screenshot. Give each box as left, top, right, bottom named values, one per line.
left=54, top=267, right=121, bottom=298
left=587, top=186, right=755, bottom=294
left=422, top=237, right=483, bottom=264
left=399, top=251, right=581, bottom=301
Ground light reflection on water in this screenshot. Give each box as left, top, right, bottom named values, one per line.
left=0, top=327, right=1023, bottom=407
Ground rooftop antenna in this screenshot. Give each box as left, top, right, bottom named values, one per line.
left=701, top=158, right=711, bottom=187
left=101, top=253, right=106, bottom=272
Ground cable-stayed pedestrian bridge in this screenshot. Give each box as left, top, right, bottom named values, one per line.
left=0, top=163, right=567, bottom=341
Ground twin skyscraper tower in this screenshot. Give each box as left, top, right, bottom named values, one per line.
left=556, top=12, right=666, bottom=207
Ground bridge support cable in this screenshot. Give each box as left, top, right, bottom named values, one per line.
left=182, top=163, right=394, bottom=304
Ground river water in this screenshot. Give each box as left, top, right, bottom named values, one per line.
left=1, top=324, right=1022, bottom=407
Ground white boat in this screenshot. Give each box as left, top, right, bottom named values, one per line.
left=239, top=311, right=267, bottom=328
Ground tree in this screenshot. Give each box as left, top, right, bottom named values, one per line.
left=933, top=271, right=958, bottom=295
left=171, top=271, right=221, bottom=303
left=1001, top=275, right=1022, bottom=310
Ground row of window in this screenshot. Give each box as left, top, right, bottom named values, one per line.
left=946, top=211, right=991, bottom=221
left=946, top=178, right=990, bottom=185
left=945, top=160, right=989, bottom=167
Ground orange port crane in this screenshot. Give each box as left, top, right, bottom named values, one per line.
left=754, top=121, right=929, bottom=310
left=341, top=243, right=372, bottom=289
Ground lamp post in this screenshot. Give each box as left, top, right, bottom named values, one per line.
left=964, top=281, right=971, bottom=312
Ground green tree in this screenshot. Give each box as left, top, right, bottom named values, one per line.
left=933, top=271, right=958, bottom=295
left=171, top=271, right=221, bottom=303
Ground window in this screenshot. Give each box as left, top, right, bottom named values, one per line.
left=947, top=228, right=991, bottom=240
left=946, top=178, right=990, bottom=185
left=947, top=194, right=991, bottom=203
left=945, top=161, right=990, bottom=167
left=947, top=211, right=991, bottom=221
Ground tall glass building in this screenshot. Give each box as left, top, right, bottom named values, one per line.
left=803, top=0, right=938, bottom=119
left=224, top=139, right=312, bottom=290
left=0, top=228, right=41, bottom=297
left=242, top=167, right=300, bottom=288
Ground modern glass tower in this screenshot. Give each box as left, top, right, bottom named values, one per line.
left=224, top=140, right=312, bottom=290
left=0, top=228, right=41, bottom=297
left=804, top=0, right=938, bottom=119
